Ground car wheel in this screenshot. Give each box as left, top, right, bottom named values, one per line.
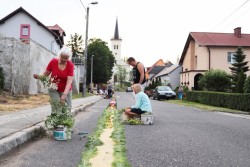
left=157, top=95, right=161, bottom=101
left=153, top=95, right=155, bottom=100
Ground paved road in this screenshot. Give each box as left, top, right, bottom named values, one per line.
left=0, top=98, right=110, bottom=167
left=1, top=92, right=250, bottom=167
left=116, top=92, right=250, bottom=167
left=0, top=96, right=102, bottom=140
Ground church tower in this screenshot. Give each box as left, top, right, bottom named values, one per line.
left=110, top=18, right=131, bottom=83
left=111, top=18, right=122, bottom=63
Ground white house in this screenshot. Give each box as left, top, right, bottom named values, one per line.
left=0, top=7, right=64, bottom=54
left=154, top=63, right=182, bottom=90
left=0, top=7, right=81, bottom=94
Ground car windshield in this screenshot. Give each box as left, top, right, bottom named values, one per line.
left=158, top=86, right=171, bottom=91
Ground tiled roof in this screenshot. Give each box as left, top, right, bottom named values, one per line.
left=154, top=64, right=180, bottom=78
left=179, top=28, right=250, bottom=65
left=47, top=24, right=66, bottom=37
left=190, top=32, right=250, bottom=47
left=146, top=59, right=165, bottom=73
left=0, top=7, right=64, bottom=46
left=148, top=66, right=165, bottom=74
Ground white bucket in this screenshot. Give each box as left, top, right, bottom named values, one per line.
left=141, top=113, right=153, bottom=125
left=53, top=126, right=71, bottom=140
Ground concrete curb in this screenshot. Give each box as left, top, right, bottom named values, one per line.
left=0, top=97, right=102, bottom=156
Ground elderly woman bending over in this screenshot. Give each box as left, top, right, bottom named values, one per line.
left=34, top=46, right=74, bottom=110
left=125, top=84, right=152, bottom=118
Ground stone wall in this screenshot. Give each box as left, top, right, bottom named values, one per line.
left=0, top=37, right=30, bottom=94
left=0, top=37, right=55, bottom=94
left=0, top=37, right=80, bottom=95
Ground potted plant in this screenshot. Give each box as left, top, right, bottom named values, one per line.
left=34, top=74, right=75, bottom=140
left=45, top=100, right=75, bottom=140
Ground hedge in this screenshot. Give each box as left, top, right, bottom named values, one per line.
left=186, top=91, right=250, bottom=112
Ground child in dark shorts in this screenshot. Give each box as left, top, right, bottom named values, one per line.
left=130, top=108, right=146, bottom=115
left=125, top=84, right=152, bottom=119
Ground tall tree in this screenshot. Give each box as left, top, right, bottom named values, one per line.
left=87, top=38, right=115, bottom=84
left=116, top=64, right=127, bottom=86
left=158, top=77, right=162, bottom=86
left=152, top=79, right=155, bottom=89
left=229, top=47, right=249, bottom=92
left=66, top=33, right=83, bottom=58
left=244, top=76, right=250, bottom=93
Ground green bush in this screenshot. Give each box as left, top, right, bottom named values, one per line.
left=186, top=91, right=250, bottom=112
left=122, top=81, right=132, bottom=87
left=0, top=67, right=4, bottom=91
left=198, top=69, right=231, bottom=92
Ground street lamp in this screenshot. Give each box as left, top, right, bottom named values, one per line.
left=80, top=0, right=98, bottom=96
left=91, top=54, right=94, bottom=86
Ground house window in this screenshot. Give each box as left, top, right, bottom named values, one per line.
left=20, top=24, right=30, bottom=39
left=194, top=55, right=197, bottom=69
left=227, top=52, right=236, bottom=63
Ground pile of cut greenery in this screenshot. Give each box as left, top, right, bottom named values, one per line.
left=77, top=104, right=131, bottom=167
left=45, top=100, right=74, bottom=139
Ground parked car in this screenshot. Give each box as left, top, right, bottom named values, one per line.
left=152, top=86, right=176, bottom=100
left=126, top=87, right=133, bottom=92
left=144, top=89, right=153, bottom=97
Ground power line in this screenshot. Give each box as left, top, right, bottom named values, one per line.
left=211, top=0, right=250, bottom=31
left=191, top=0, right=250, bottom=54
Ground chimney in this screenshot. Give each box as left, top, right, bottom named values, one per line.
left=234, top=27, right=241, bottom=38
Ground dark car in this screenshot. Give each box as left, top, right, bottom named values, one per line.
left=152, top=86, right=176, bottom=100
left=144, top=89, right=153, bottom=97
left=126, top=87, right=133, bottom=92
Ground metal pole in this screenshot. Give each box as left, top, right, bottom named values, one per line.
left=82, top=6, right=89, bottom=97
left=91, top=55, right=94, bottom=85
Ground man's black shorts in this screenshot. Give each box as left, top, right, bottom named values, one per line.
left=131, top=108, right=145, bottom=115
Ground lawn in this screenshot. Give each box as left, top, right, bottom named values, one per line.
left=167, top=99, right=249, bottom=114
left=0, top=91, right=93, bottom=112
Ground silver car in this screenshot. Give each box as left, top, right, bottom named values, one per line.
left=152, top=86, right=176, bottom=100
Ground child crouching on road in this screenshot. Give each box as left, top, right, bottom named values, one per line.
left=124, top=84, right=152, bottom=119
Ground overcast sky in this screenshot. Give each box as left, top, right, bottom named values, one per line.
left=1, top=0, right=250, bottom=67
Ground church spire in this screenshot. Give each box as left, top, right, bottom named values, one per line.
left=113, top=18, right=120, bottom=40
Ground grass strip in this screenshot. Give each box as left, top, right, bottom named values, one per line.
left=168, top=100, right=248, bottom=114
left=111, top=109, right=131, bottom=167
left=77, top=108, right=107, bottom=167
left=78, top=103, right=131, bottom=167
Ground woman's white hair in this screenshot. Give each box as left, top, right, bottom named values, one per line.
left=133, top=84, right=142, bottom=93
left=57, top=46, right=72, bottom=60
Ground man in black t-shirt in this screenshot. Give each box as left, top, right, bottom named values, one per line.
left=127, top=57, right=146, bottom=88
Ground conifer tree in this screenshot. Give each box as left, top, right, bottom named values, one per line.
left=152, top=79, right=155, bottom=89
left=155, top=78, right=159, bottom=86
left=229, top=47, right=249, bottom=92
left=244, top=76, right=250, bottom=93
left=158, top=77, right=162, bottom=86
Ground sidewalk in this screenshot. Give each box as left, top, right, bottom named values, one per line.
left=0, top=95, right=103, bottom=156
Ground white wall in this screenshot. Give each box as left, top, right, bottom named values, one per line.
left=0, top=12, right=60, bottom=54
left=29, top=40, right=56, bottom=94
left=0, top=37, right=80, bottom=94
